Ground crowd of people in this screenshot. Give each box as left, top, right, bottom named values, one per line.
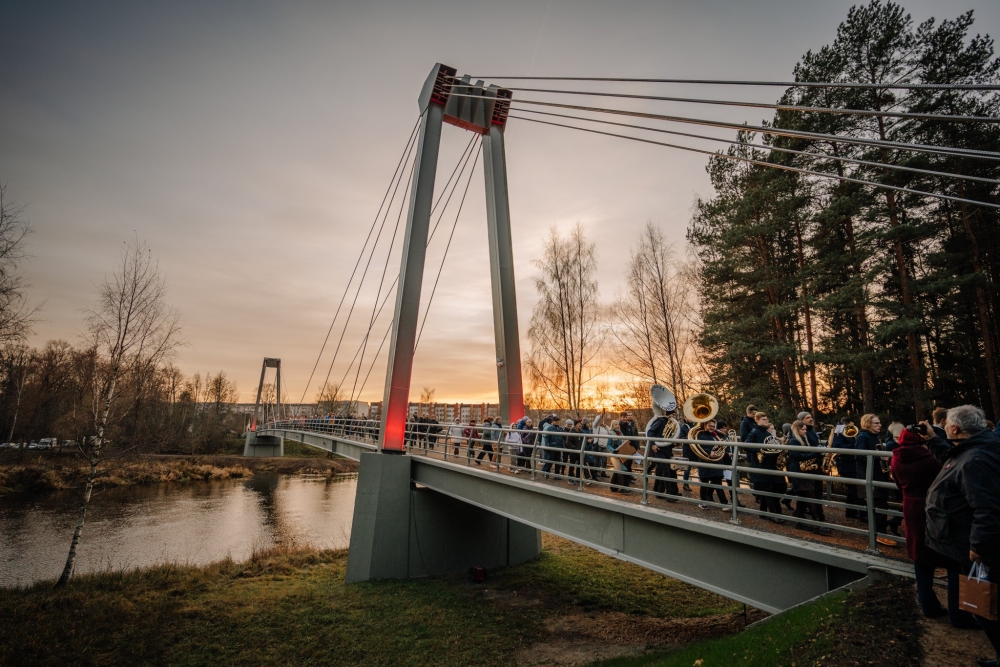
left=285, top=401, right=1000, bottom=666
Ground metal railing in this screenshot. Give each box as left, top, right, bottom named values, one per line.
left=260, top=417, right=903, bottom=556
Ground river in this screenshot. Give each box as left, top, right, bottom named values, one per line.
left=0, top=473, right=358, bottom=588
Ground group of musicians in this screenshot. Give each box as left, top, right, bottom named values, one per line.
left=637, top=393, right=895, bottom=538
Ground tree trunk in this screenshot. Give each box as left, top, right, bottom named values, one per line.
left=55, top=457, right=97, bottom=587
left=793, top=219, right=818, bottom=414
left=875, top=116, right=926, bottom=419
left=957, top=183, right=1000, bottom=420
left=833, top=150, right=875, bottom=414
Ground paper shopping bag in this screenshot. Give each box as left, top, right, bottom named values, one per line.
left=960, top=563, right=999, bottom=620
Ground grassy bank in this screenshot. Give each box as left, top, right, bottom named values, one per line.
left=592, top=578, right=921, bottom=667
left=0, top=449, right=358, bottom=494
left=1, top=535, right=754, bottom=667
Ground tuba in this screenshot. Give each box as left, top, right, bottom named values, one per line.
left=683, top=393, right=726, bottom=463
left=843, top=424, right=859, bottom=438
left=683, top=393, right=719, bottom=423
left=647, top=384, right=680, bottom=440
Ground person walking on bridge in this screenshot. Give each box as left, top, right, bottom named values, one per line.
left=924, top=405, right=1000, bottom=665
left=745, top=412, right=785, bottom=523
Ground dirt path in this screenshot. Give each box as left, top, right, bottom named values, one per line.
left=920, top=615, right=993, bottom=666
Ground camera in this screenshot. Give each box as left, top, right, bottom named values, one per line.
left=905, top=423, right=928, bottom=435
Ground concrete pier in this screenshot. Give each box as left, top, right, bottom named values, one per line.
left=345, top=452, right=541, bottom=582
left=243, top=432, right=284, bottom=457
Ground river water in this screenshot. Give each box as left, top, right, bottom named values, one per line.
left=0, top=473, right=358, bottom=588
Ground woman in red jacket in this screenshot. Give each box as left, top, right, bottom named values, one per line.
left=891, top=427, right=947, bottom=618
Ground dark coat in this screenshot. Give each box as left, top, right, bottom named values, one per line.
left=787, top=435, right=821, bottom=492
left=744, top=424, right=781, bottom=485
left=832, top=432, right=857, bottom=478
left=854, top=429, right=890, bottom=496
left=696, top=429, right=725, bottom=480
left=891, top=444, right=943, bottom=565
left=926, top=429, right=1000, bottom=567
left=739, top=415, right=755, bottom=442
left=646, top=416, right=674, bottom=460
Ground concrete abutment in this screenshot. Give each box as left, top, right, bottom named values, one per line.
left=243, top=432, right=284, bottom=457
left=345, top=452, right=541, bottom=583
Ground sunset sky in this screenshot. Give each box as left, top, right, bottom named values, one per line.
left=2, top=0, right=998, bottom=403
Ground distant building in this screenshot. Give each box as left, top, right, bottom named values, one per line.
left=231, top=402, right=370, bottom=418
left=368, top=401, right=503, bottom=424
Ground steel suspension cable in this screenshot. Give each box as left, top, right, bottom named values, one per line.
left=505, top=98, right=1000, bottom=161
left=298, top=116, right=421, bottom=405
left=463, top=75, right=1000, bottom=91
left=316, top=141, right=418, bottom=402
left=480, top=86, right=1000, bottom=124
left=303, top=130, right=480, bottom=406
left=514, top=108, right=1000, bottom=185
left=342, top=136, right=480, bottom=407
left=510, top=113, right=1000, bottom=209
left=341, top=135, right=479, bottom=401
left=414, top=142, right=482, bottom=352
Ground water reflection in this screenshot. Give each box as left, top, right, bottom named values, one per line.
left=0, top=474, right=358, bottom=587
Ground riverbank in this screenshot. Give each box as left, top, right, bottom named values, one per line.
left=0, top=534, right=934, bottom=667
left=0, top=449, right=358, bottom=494
left=0, top=534, right=746, bottom=666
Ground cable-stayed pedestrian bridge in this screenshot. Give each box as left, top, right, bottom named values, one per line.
left=254, top=418, right=906, bottom=613
left=242, top=62, right=997, bottom=613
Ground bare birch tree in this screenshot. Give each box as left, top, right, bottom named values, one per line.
left=526, top=224, right=603, bottom=414
left=611, top=222, right=697, bottom=400
left=0, top=183, right=37, bottom=343
left=56, top=238, right=180, bottom=587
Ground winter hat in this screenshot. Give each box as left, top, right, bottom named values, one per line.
left=898, top=428, right=922, bottom=447
left=564, top=419, right=575, bottom=428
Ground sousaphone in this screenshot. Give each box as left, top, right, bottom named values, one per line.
left=646, top=384, right=679, bottom=440
left=683, top=393, right=727, bottom=463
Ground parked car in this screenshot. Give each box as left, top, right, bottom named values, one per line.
left=38, top=438, right=56, bottom=449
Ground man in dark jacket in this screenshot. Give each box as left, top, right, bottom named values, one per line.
left=744, top=412, right=785, bottom=522
left=924, top=405, right=1000, bottom=665
left=739, top=405, right=757, bottom=442
left=833, top=418, right=861, bottom=519
left=647, top=413, right=679, bottom=499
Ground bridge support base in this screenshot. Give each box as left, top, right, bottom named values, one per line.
left=345, top=452, right=541, bottom=583
left=243, top=433, right=284, bottom=457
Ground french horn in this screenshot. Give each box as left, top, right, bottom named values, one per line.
left=843, top=424, right=859, bottom=438
left=757, top=435, right=788, bottom=469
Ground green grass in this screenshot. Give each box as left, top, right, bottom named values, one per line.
left=588, top=578, right=921, bottom=667
left=0, top=548, right=538, bottom=667
left=491, top=535, right=741, bottom=618
left=589, top=593, right=845, bottom=667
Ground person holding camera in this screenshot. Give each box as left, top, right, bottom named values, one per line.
left=923, top=405, right=1000, bottom=665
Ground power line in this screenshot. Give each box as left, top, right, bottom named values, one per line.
left=496, top=86, right=1000, bottom=124
left=462, top=75, right=1000, bottom=91
left=514, top=108, right=1000, bottom=186
left=509, top=113, right=1000, bottom=210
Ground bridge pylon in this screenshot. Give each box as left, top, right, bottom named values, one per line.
left=244, top=357, right=284, bottom=457
left=347, top=64, right=540, bottom=583
left=378, top=63, right=522, bottom=454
